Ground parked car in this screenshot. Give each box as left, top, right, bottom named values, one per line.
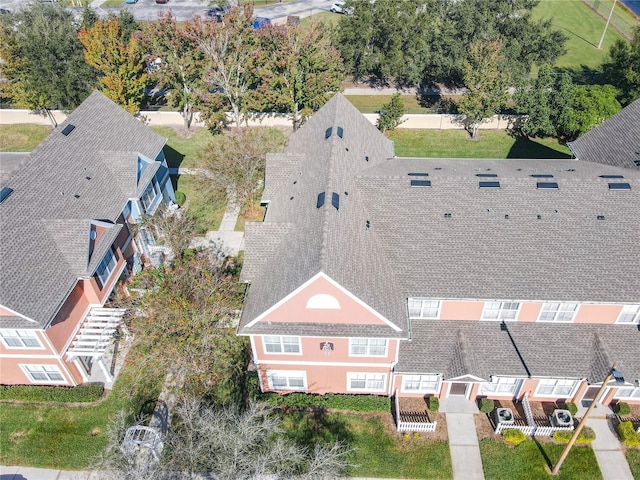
left=125, top=0, right=137, bottom=4
left=330, top=1, right=352, bottom=14
left=252, top=17, right=271, bottom=29
left=155, top=0, right=168, bottom=4
left=207, top=5, right=229, bottom=17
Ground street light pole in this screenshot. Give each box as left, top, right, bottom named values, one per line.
left=551, top=367, right=624, bottom=476
left=598, top=0, right=617, bottom=50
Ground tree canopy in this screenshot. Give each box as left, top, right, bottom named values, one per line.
left=602, top=26, right=640, bottom=106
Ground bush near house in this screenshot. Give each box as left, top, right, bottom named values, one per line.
left=260, top=391, right=391, bottom=412
left=174, top=190, right=186, bottom=206
left=503, top=429, right=527, bottom=446
left=553, top=426, right=596, bottom=444
left=614, top=401, right=631, bottom=416
left=617, top=421, right=640, bottom=447
left=565, top=401, right=578, bottom=416
left=0, top=384, right=104, bottom=403
left=428, top=396, right=439, bottom=412
left=479, top=398, right=495, bottom=413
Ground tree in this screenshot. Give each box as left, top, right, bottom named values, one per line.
left=95, top=400, right=351, bottom=480
left=139, top=13, right=206, bottom=130
left=376, top=92, right=406, bottom=132
left=79, top=16, right=147, bottom=114
left=0, top=1, right=95, bottom=125
left=197, top=128, right=285, bottom=217
left=183, top=10, right=259, bottom=128
left=255, top=22, right=344, bottom=130
left=138, top=205, right=195, bottom=259
left=457, top=39, right=510, bottom=139
left=559, top=84, right=621, bottom=141
left=602, top=26, right=640, bottom=105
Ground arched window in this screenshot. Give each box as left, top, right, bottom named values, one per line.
left=306, top=294, right=340, bottom=309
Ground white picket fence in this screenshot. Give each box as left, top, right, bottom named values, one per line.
left=493, top=394, right=575, bottom=437
left=394, top=391, right=438, bottom=433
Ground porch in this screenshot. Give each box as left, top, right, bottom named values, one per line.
left=490, top=394, right=575, bottom=437
left=393, top=391, right=438, bottom=433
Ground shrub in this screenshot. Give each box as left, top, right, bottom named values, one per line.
left=428, top=396, right=439, bottom=412
left=614, top=402, right=631, bottom=416
left=174, top=190, right=186, bottom=206
left=256, top=391, right=390, bottom=412
left=0, top=384, right=104, bottom=403
left=617, top=421, right=640, bottom=447
left=565, top=401, right=578, bottom=416
left=553, top=426, right=596, bottom=444
left=479, top=398, right=495, bottom=413
left=376, top=93, right=406, bottom=133
left=503, top=428, right=527, bottom=446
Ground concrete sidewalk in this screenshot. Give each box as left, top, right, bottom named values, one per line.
left=0, top=465, right=99, bottom=479
left=445, top=412, right=485, bottom=480
left=586, top=417, right=634, bottom=480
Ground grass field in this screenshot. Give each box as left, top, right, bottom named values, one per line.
left=627, top=449, right=640, bottom=479
left=151, top=126, right=214, bottom=169
left=172, top=174, right=226, bottom=233
left=389, top=129, right=572, bottom=159
left=0, top=124, right=50, bottom=151
left=480, top=439, right=602, bottom=480
left=344, top=94, right=456, bottom=114
left=282, top=410, right=452, bottom=478
left=531, top=0, right=634, bottom=71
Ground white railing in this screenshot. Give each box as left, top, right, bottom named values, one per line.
left=523, top=394, right=535, bottom=425
left=495, top=423, right=536, bottom=436
left=494, top=393, right=574, bottom=437
left=394, top=390, right=438, bottom=433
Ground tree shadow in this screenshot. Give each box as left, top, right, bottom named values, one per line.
left=506, top=135, right=572, bottom=159
left=532, top=437, right=554, bottom=471
left=164, top=144, right=185, bottom=170
left=558, top=25, right=597, bottom=48
left=416, top=92, right=459, bottom=113
left=282, top=407, right=355, bottom=449
left=553, top=65, right=604, bottom=86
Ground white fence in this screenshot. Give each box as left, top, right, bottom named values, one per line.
left=493, top=394, right=575, bottom=437
left=394, top=391, right=438, bottom=433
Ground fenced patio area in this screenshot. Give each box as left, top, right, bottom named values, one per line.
left=491, top=394, right=575, bottom=437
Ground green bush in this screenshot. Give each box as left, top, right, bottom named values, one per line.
left=258, top=391, right=390, bottom=412
left=503, top=428, right=527, bottom=446
left=479, top=398, right=495, bottom=413
left=174, top=190, right=186, bottom=206
left=553, top=426, right=596, bottom=444
left=614, top=402, right=631, bottom=416
left=428, top=396, right=439, bottom=412
left=0, top=383, right=104, bottom=403
left=376, top=93, right=406, bottom=133
left=617, top=421, right=640, bottom=447
left=565, top=401, right=578, bottom=416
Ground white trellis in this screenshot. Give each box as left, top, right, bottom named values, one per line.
left=121, top=425, right=164, bottom=461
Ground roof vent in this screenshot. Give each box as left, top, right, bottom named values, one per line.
left=74, top=194, right=80, bottom=199
left=325, top=127, right=332, bottom=139
left=608, top=183, right=631, bottom=190
left=444, top=213, right=452, bottom=219
left=597, top=215, right=605, bottom=220
left=410, top=179, right=431, bottom=187
left=366, top=220, right=370, bottom=230
left=61, top=124, right=76, bottom=136
left=0, top=186, right=14, bottom=204
left=331, top=192, right=339, bottom=210
left=317, top=192, right=325, bottom=208
left=479, top=181, right=500, bottom=188
left=365, top=155, right=369, bottom=162
left=537, top=214, right=542, bottom=220
left=537, top=182, right=558, bottom=189
left=505, top=214, right=509, bottom=219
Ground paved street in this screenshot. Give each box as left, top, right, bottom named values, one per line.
left=0, top=0, right=338, bottom=23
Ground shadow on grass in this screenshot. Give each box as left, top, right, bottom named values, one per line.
left=282, top=407, right=355, bottom=448
left=164, top=144, right=185, bottom=169
left=506, top=135, right=572, bottom=159
left=532, top=437, right=554, bottom=471
left=554, top=65, right=604, bottom=86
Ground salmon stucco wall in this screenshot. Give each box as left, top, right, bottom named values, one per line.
left=440, top=301, right=484, bottom=320
left=0, top=358, right=76, bottom=386
left=517, top=303, right=540, bottom=322
left=575, top=304, right=623, bottom=324
left=46, top=283, right=91, bottom=353
left=0, top=330, right=51, bottom=356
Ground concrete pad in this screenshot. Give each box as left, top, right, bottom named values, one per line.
left=57, top=471, right=93, bottom=480
left=588, top=418, right=621, bottom=450
left=11, top=467, right=62, bottom=480
left=447, top=413, right=479, bottom=446
left=592, top=450, right=634, bottom=480
left=450, top=445, right=485, bottom=480
left=440, top=397, right=479, bottom=414
left=0, top=465, right=20, bottom=479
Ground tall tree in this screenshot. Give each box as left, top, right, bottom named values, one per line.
left=602, top=26, right=640, bottom=106
left=255, top=22, right=344, bottom=130
left=139, top=13, right=206, bottom=130
left=457, top=39, right=510, bottom=139
left=559, top=84, right=621, bottom=141
left=79, top=16, right=147, bottom=114
left=376, top=92, right=406, bottom=132
left=183, top=10, right=259, bottom=128
left=0, top=1, right=95, bottom=125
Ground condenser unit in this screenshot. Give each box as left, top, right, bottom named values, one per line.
left=551, top=409, right=573, bottom=427
left=492, top=408, right=514, bottom=425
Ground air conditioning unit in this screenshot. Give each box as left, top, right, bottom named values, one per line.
left=492, top=408, right=514, bottom=425
left=551, top=409, right=573, bottom=427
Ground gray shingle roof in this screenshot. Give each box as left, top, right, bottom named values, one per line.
left=396, top=321, right=640, bottom=382
left=568, top=99, right=640, bottom=169
left=0, top=91, right=167, bottom=328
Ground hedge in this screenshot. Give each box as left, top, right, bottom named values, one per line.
left=553, top=426, right=596, bottom=444
left=503, top=429, right=527, bottom=446
left=479, top=398, right=495, bottom=413
left=0, top=383, right=104, bottom=403
left=259, top=392, right=390, bottom=412
left=617, top=421, right=640, bottom=447
left=428, top=396, right=439, bottom=412
left=614, top=402, right=631, bottom=416
left=565, top=402, right=578, bottom=416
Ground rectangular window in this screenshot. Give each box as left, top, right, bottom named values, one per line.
left=614, top=387, right=640, bottom=400
left=407, top=299, right=441, bottom=319
left=0, top=330, right=42, bottom=349
left=141, top=181, right=159, bottom=213
left=401, top=374, right=441, bottom=393
left=616, top=305, right=640, bottom=324
left=481, top=302, right=520, bottom=321
left=538, top=303, right=578, bottom=322
left=21, top=365, right=65, bottom=384
left=95, top=247, right=117, bottom=290
left=347, top=372, right=386, bottom=392
left=479, top=377, right=522, bottom=396
left=535, top=379, right=579, bottom=397
left=263, top=336, right=301, bottom=354
left=349, top=338, right=387, bottom=356
left=266, top=370, right=306, bottom=390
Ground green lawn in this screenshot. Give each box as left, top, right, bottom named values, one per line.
left=301, top=11, right=342, bottom=28
left=0, top=124, right=50, bottom=151
left=0, top=361, right=160, bottom=469
left=282, top=410, right=452, bottom=478
left=172, top=174, right=226, bottom=233
left=151, top=126, right=215, bottom=169
left=389, top=129, right=572, bottom=159
left=480, top=439, right=602, bottom=480
left=532, top=0, right=634, bottom=71
left=345, top=94, right=456, bottom=114
left=627, top=449, right=640, bottom=479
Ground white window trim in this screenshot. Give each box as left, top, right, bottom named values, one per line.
left=616, top=305, right=640, bottom=324
left=400, top=374, right=442, bottom=394
left=613, top=385, right=640, bottom=400
left=19, top=364, right=67, bottom=384
left=261, top=336, right=302, bottom=355
left=407, top=299, right=441, bottom=320
left=0, top=329, right=44, bottom=350
left=348, top=338, right=388, bottom=357
left=537, top=303, right=579, bottom=323
left=481, top=301, right=521, bottom=321
left=479, top=377, right=523, bottom=397
left=266, top=370, right=307, bottom=390
left=346, top=372, right=387, bottom=392
left=95, top=247, right=118, bottom=290
left=534, top=378, right=580, bottom=398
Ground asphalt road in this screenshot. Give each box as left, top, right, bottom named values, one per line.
left=1, top=0, right=339, bottom=22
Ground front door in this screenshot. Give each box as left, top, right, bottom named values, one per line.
left=581, top=386, right=600, bottom=407
left=450, top=382, right=469, bottom=397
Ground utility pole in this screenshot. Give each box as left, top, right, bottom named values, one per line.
left=598, top=0, right=617, bottom=49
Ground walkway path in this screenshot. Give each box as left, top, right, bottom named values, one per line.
left=586, top=417, right=634, bottom=480
left=441, top=398, right=485, bottom=480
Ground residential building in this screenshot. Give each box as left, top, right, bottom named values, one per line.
left=0, top=91, right=175, bottom=386
left=239, top=95, right=640, bottom=407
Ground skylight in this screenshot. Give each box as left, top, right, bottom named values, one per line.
left=600, top=175, right=624, bottom=179
left=408, top=173, right=429, bottom=176
left=608, top=183, right=631, bottom=190
left=317, top=192, right=326, bottom=208
left=537, top=182, right=559, bottom=189
left=325, top=127, right=332, bottom=139
left=0, top=187, right=14, bottom=204
left=336, top=126, right=344, bottom=138
left=531, top=174, right=554, bottom=178
left=61, top=124, right=76, bottom=136
left=479, top=181, right=500, bottom=188
left=410, top=179, right=431, bottom=187
left=331, top=192, right=339, bottom=210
